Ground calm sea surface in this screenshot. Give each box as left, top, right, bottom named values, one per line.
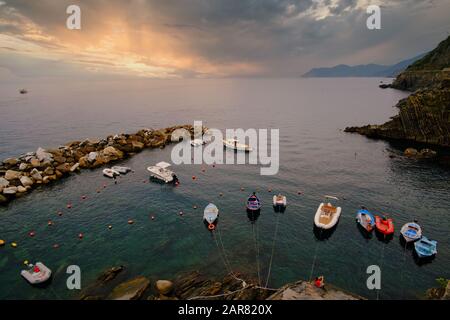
left=0, top=78, right=448, bottom=299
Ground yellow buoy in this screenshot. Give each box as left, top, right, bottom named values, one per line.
left=0, top=239, right=5, bottom=246
left=24, top=260, right=29, bottom=265
left=11, top=242, right=17, bottom=248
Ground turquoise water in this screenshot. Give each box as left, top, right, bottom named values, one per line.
left=0, top=78, right=448, bottom=299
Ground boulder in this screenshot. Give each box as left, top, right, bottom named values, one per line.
left=3, top=158, right=19, bottom=166
left=36, top=147, right=53, bottom=162
left=155, top=280, right=174, bottom=295
left=102, top=147, right=124, bottom=160
left=418, top=148, right=437, bottom=159
left=404, top=148, right=418, bottom=157
left=53, top=155, right=67, bottom=164
left=78, top=156, right=90, bottom=168
left=131, top=141, right=144, bottom=151
left=43, top=167, right=54, bottom=176
left=88, top=152, right=99, bottom=163
left=0, top=177, right=9, bottom=188
left=3, top=186, right=18, bottom=195
left=20, top=176, right=33, bottom=187
left=70, top=163, right=80, bottom=172
left=30, top=169, right=43, bottom=181
left=30, top=158, right=41, bottom=168
left=56, top=163, right=71, bottom=173
left=17, top=186, right=27, bottom=193
left=18, top=163, right=28, bottom=171
left=5, top=170, right=21, bottom=180
left=108, top=276, right=150, bottom=300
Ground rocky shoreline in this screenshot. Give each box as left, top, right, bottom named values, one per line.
left=80, top=266, right=365, bottom=300
left=345, top=36, right=450, bottom=153
left=0, top=125, right=196, bottom=205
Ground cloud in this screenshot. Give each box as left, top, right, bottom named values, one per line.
left=0, top=0, right=449, bottom=78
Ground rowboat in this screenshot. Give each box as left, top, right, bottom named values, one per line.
left=400, top=222, right=422, bottom=243
left=103, top=168, right=120, bottom=178
left=356, top=208, right=375, bottom=232
left=246, top=193, right=261, bottom=212
left=375, top=215, right=394, bottom=236
left=203, top=203, right=219, bottom=231
left=414, top=236, right=437, bottom=258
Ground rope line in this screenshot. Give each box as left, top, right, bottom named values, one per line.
left=251, top=223, right=262, bottom=287
left=265, top=212, right=281, bottom=288
left=308, top=228, right=323, bottom=281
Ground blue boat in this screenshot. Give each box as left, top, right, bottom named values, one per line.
left=356, top=209, right=375, bottom=232
left=414, top=236, right=437, bottom=258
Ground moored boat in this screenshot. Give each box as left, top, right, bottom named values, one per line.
left=356, top=208, right=375, bottom=232
left=246, top=192, right=261, bottom=212
left=223, top=139, right=252, bottom=152
left=103, top=168, right=120, bottom=178
left=273, top=194, right=287, bottom=212
left=414, top=236, right=437, bottom=258
left=21, top=262, right=52, bottom=285
left=375, top=215, right=394, bottom=236
left=191, top=139, right=206, bottom=147
left=147, top=161, right=178, bottom=184
left=400, top=221, right=422, bottom=243
left=314, top=196, right=341, bottom=230
left=111, top=166, right=132, bottom=174
left=203, top=203, right=219, bottom=230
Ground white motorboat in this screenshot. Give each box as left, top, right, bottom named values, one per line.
left=21, top=262, right=52, bottom=285
left=314, top=196, right=342, bottom=230
left=203, top=203, right=219, bottom=230
left=147, top=161, right=178, bottom=183
left=223, top=139, right=252, bottom=152
left=103, top=168, right=120, bottom=178
left=273, top=194, right=287, bottom=212
left=400, top=221, right=422, bottom=242
left=111, top=166, right=132, bottom=174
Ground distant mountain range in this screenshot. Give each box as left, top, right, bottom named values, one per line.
left=302, top=53, right=426, bottom=78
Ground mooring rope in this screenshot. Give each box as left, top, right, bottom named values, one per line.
left=251, top=223, right=262, bottom=287
left=308, top=228, right=323, bottom=282
left=265, top=212, right=281, bottom=288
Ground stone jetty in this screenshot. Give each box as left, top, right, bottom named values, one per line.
left=0, top=125, right=196, bottom=205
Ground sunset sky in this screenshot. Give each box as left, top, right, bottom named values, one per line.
left=1, top=0, right=449, bottom=80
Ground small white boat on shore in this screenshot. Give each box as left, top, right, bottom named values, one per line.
left=314, top=196, right=341, bottom=230
left=21, top=262, right=51, bottom=285
left=223, top=139, right=252, bottom=152
left=147, top=161, right=178, bottom=183
left=103, top=168, right=120, bottom=178
left=111, top=166, right=132, bottom=174
left=203, top=203, right=219, bottom=230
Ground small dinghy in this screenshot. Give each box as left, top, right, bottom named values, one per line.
left=273, top=194, right=287, bottom=212
left=147, top=161, right=178, bottom=184
left=21, top=262, right=51, bottom=285
left=103, top=168, right=120, bottom=178
left=314, top=196, right=341, bottom=230
left=356, top=208, right=375, bottom=232
left=400, top=221, right=422, bottom=243
left=414, top=236, right=437, bottom=258
left=111, top=166, right=131, bottom=174
left=246, top=192, right=262, bottom=212
left=375, top=215, right=394, bottom=236
left=223, top=139, right=252, bottom=152
left=203, top=203, right=219, bottom=231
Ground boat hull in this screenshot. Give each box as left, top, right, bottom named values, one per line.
left=314, top=203, right=341, bottom=230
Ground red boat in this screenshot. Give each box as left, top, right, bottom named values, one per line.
left=375, top=215, right=394, bottom=235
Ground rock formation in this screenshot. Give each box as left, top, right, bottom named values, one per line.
left=345, top=36, right=450, bottom=150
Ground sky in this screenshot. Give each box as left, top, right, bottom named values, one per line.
left=0, top=0, right=449, bottom=80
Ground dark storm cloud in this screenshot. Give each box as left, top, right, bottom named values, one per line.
left=1, top=0, right=449, bottom=77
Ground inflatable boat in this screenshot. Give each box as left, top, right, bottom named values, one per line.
left=223, top=139, right=252, bottom=152
left=314, top=196, right=341, bottom=230
left=21, top=262, right=51, bottom=285
left=111, top=166, right=132, bottom=174
left=375, top=215, right=394, bottom=236
left=103, top=168, right=120, bottom=178
left=273, top=194, right=287, bottom=212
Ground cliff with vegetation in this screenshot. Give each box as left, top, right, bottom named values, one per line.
left=345, top=36, right=450, bottom=149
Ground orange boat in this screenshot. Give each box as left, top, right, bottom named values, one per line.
left=375, top=215, right=394, bottom=235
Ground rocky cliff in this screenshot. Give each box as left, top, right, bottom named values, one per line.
left=345, top=36, right=450, bottom=148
